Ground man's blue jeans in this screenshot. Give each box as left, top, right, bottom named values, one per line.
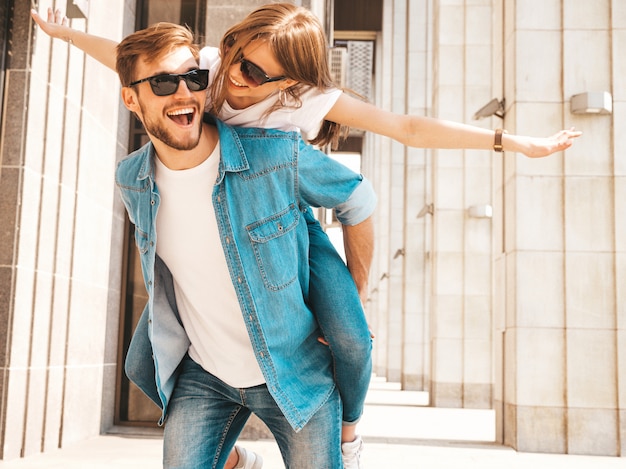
left=163, top=355, right=343, bottom=468
left=306, top=210, right=373, bottom=425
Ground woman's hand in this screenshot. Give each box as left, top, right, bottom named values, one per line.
left=31, top=8, right=73, bottom=43
left=513, top=127, right=583, bottom=158
left=30, top=8, right=119, bottom=71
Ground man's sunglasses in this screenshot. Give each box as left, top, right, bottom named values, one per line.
left=239, top=58, right=285, bottom=87
left=129, top=69, right=210, bottom=96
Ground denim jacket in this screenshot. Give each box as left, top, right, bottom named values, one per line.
left=115, top=116, right=376, bottom=431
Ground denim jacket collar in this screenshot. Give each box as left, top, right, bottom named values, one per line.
left=134, top=115, right=253, bottom=185
left=206, top=114, right=249, bottom=182
left=135, top=147, right=154, bottom=181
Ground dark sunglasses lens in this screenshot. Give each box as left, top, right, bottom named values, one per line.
left=184, top=70, right=209, bottom=91
left=149, top=76, right=179, bottom=96
left=148, top=70, right=209, bottom=96
left=240, top=61, right=265, bottom=86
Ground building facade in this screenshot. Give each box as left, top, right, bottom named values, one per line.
left=0, top=0, right=623, bottom=461
left=363, top=0, right=624, bottom=457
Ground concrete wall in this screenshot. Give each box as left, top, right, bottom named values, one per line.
left=0, top=0, right=132, bottom=460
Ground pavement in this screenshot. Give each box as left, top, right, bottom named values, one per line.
left=0, top=377, right=623, bottom=468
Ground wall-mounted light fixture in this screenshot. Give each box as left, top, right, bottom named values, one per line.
left=468, top=204, right=493, bottom=219
left=416, top=203, right=434, bottom=218
left=473, top=98, right=505, bottom=120
left=66, top=0, right=89, bottom=19
left=570, top=92, right=612, bottom=115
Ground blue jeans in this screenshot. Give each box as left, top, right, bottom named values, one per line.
left=305, top=210, right=373, bottom=425
left=163, top=355, right=342, bottom=468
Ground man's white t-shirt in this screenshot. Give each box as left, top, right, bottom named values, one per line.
left=154, top=144, right=265, bottom=388
left=200, top=46, right=343, bottom=136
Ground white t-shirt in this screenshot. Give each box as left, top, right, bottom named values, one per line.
left=200, top=46, right=343, bottom=136
left=154, top=144, right=265, bottom=388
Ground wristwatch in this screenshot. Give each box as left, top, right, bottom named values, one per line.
left=493, top=128, right=506, bottom=152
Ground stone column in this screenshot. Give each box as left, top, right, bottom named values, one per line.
left=428, top=0, right=495, bottom=409
left=496, top=0, right=624, bottom=456
left=1, top=0, right=127, bottom=459
left=401, top=0, right=433, bottom=391
left=367, top=0, right=394, bottom=380
left=367, top=0, right=431, bottom=388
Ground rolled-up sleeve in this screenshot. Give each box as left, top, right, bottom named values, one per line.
left=298, top=138, right=377, bottom=225
left=333, top=176, right=376, bottom=226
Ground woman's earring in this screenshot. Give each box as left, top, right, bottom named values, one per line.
left=278, top=88, right=288, bottom=107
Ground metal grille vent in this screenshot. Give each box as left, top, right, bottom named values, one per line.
left=346, top=40, right=373, bottom=101
left=328, top=47, right=347, bottom=88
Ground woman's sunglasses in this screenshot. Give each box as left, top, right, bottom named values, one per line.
left=129, top=69, right=210, bottom=96
left=239, top=58, right=285, bottom=87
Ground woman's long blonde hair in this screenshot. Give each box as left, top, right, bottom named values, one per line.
left=209, top=3, right=348, bottom=148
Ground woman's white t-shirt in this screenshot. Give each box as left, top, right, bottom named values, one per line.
left=200, top=46, right=343, bottom=136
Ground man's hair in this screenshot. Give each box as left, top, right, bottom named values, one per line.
left=116, top=22, right=200, bottom=87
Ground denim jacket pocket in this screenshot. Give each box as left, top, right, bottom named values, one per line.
left=247, top=204, right=300, bottom=291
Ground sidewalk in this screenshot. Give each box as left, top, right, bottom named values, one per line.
left=0, top=377, right=623, bottom=468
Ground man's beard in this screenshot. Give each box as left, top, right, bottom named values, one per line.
left=140, top=104, right=203, bottom=151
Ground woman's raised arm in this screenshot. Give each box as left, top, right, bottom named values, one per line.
left=325, top=93, right=581, bottom=158
left=31, top=7, right=118, bottom=71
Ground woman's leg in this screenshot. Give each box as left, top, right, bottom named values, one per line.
left=304, top=209, right=372, bottom=429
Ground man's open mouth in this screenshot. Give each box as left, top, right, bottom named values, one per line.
left=167, top=107, right=195, bottom=125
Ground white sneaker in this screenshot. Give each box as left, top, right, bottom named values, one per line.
left=234, top=445, right=263, bottom=469
left=341, top=435, right=363, bottom=469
